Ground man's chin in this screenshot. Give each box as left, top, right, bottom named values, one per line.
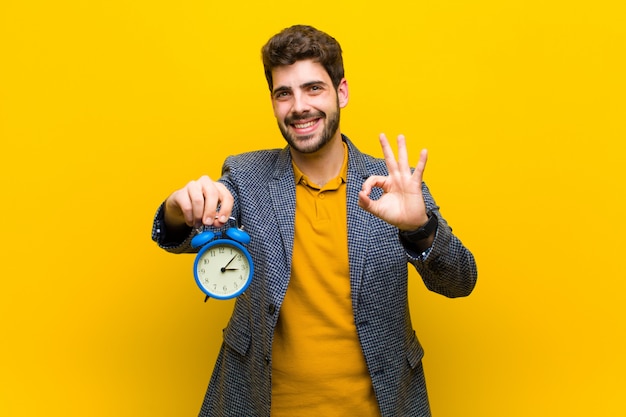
left=290, top=143, right=317, bottom=154
left=285, top=133, right=318, bottom=152
left=292, top=134, right=315, bottom=143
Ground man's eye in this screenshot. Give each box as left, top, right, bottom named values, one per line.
left=309, top=85, right=326, bottom=94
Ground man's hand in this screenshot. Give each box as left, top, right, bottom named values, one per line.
left=358, top=133, right=429, bottom=231
left=164, top=175, right=235, bottom=230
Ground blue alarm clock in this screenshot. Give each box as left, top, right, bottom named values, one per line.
left=191, top=218, right=254, bottom=300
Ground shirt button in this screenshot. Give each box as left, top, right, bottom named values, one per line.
left=318, top=192, right=325, bottom=199
left=268, top=304, right=276, bottom=315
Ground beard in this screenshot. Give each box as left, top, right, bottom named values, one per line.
left=277, top=101, right=341, bottom=154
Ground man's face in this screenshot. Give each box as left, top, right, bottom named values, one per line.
left=270, top=59, right=348, bottom=154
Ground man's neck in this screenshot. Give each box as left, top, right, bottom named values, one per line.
left=290, top=134, right=345, bottom=187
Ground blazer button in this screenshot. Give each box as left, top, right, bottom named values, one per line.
left=268, top=304, right=276, bottom=315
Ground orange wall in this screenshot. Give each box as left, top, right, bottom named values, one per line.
left=1, top=1, right=625, bottom=416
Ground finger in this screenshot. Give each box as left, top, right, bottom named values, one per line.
left=195, top=176, right=220, bottom=226
left=165, top=189, right=193, bottom=227
left=178, top=192, right=195, bottom=227
left=361, top=175, right=388, bottom=195
left=358, top=176, right=388, bottom=216
left=188, top=178, right=212, bottom=227
left=212, top=182, right=234, bottom=225
left=379, top=133, right=399, bottom=174
left=411, top=149, right=429, bottom=183
left=396, top=134, right=411, bottom=174
left=357, top=189, right=375, bottom=211
left=357, top=187, right=383, bottom=214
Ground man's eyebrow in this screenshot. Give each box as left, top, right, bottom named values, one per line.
left=272, top=80, right=328, bottom=95
left=272, top=85, right=292, bottom=95
left=301, top=80, right=327, bottom=89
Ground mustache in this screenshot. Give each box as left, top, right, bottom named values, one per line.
left=285, top=111, right=326, bottom=125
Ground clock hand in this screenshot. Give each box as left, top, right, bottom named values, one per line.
left=221, top=255, right=237, bottom=273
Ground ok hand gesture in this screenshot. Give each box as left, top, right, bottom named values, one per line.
left=358, top=133, right=429, bottom=231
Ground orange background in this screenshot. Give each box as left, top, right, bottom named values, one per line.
left=1, top=0, right=625, bottom=415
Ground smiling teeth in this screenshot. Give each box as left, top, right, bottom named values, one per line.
left=294, top=121, right=316, bottom=129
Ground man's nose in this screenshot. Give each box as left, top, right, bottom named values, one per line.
left=292, top=92, right=311, bottom=114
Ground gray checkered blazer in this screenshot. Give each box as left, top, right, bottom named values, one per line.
left=152, top=136, right=477, bottom=417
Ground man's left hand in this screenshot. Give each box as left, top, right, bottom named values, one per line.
left=358, top=133, right=429, bottom=231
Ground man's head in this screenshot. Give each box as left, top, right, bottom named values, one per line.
left=262, top=25, right=349, bottom=156
left=261, top=25, right=345, bottom=92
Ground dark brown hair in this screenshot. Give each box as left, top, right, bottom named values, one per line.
left=261, top=25, right=345, bottom=92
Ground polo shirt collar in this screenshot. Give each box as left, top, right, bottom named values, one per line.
left=292, top=141, right=348, bottom=191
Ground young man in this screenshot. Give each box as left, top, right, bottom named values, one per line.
left=152, top=25, right=477, bottom=417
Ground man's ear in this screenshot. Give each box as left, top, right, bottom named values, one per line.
left=337, top=78, right=349, bottom=108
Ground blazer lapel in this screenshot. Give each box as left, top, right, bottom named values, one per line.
left=267, top=147, right=296, bottom=297
left=345, top=138, right=374, bottom=312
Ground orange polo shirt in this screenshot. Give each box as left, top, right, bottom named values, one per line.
left=271, top=143, right=381, bottom=416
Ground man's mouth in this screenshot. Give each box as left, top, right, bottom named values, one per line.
left=288, top=117, right=322, bottom=135
left=293, top=120, right=318, bottom=129
left=287, top=112, right=325, bottom=134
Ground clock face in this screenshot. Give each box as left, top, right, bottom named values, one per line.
left=194, top=240, right=253, bottom=299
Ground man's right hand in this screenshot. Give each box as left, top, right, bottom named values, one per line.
left=164, top=175, right=235, bottom=231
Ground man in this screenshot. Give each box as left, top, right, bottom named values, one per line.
left=152, top=25, right=477, bottom=417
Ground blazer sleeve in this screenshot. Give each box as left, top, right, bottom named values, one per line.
left=151, top=202, right=197, bottom=254
left=404, top=183, right=478, bottom=298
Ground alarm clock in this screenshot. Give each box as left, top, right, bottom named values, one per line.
left=191, top=218, right=254, bottom=300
